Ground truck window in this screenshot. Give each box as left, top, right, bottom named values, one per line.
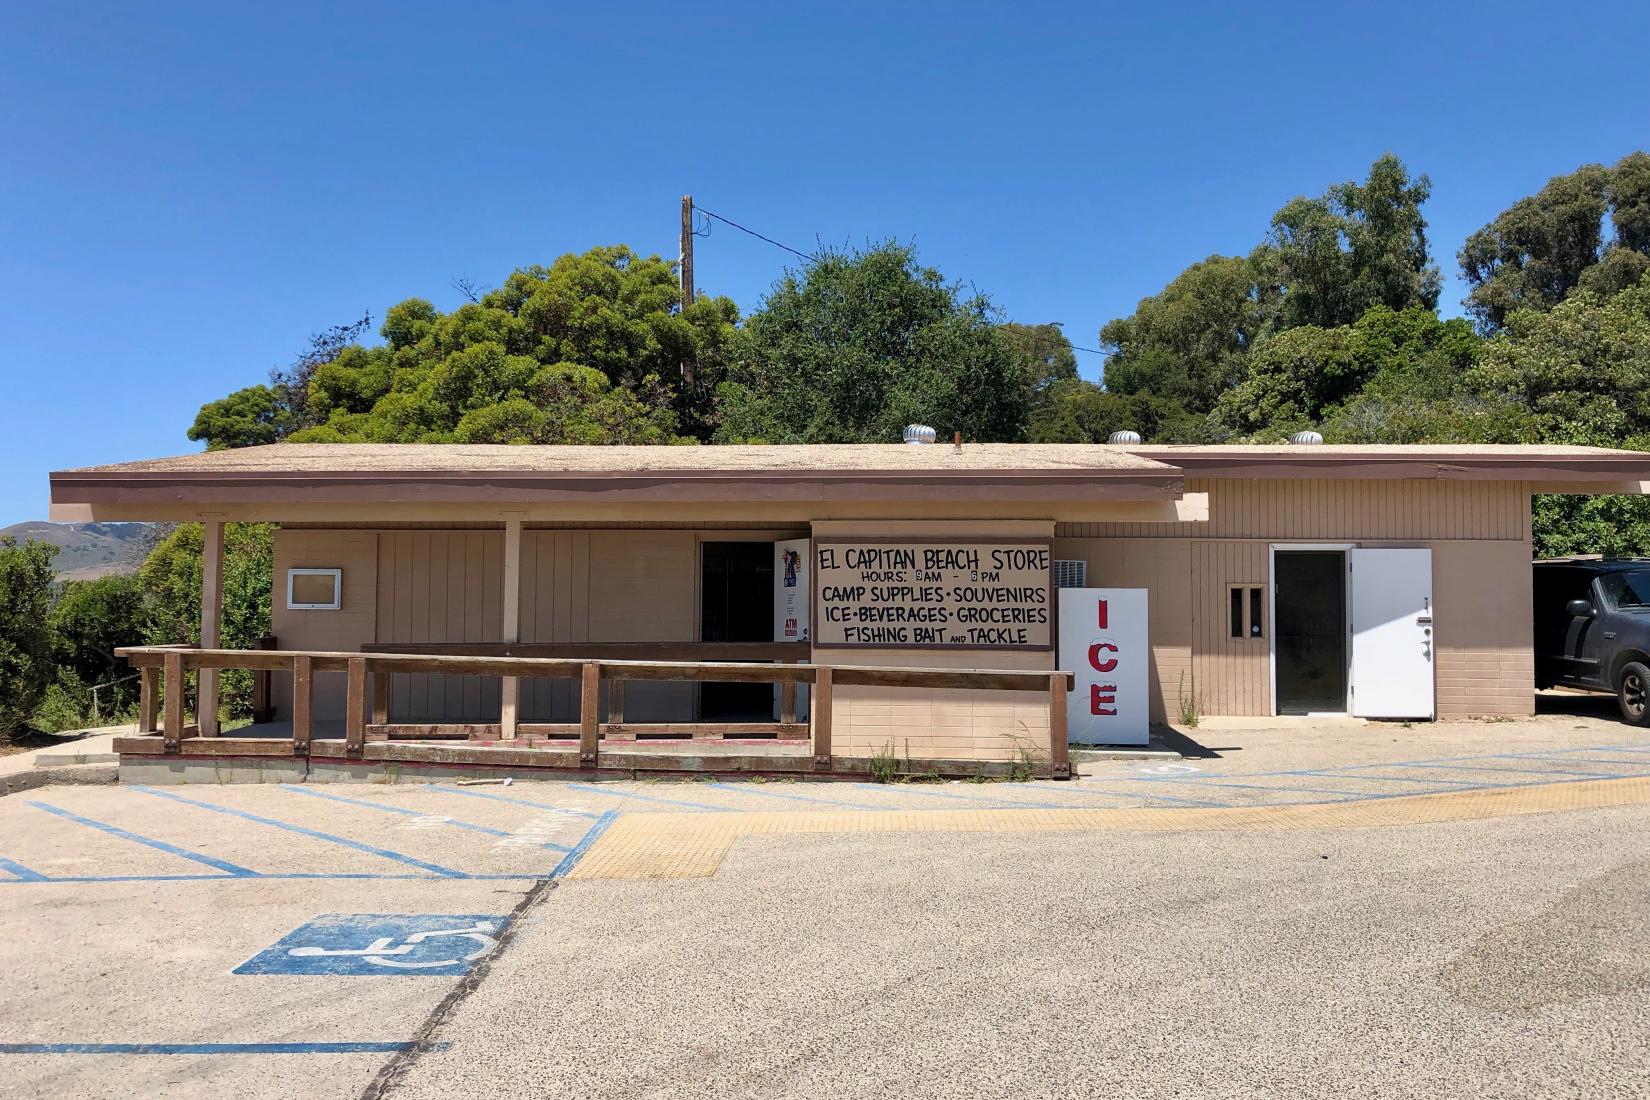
left=1598, top=571, right=1650, bottom=611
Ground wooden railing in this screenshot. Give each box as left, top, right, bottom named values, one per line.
left=117, top=645, right=1073, bottom=777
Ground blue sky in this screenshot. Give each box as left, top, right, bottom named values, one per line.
left=2, top=1, right=1646, bottom=524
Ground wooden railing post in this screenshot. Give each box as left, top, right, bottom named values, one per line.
left=372, top=669, right=391, bottom=726
left=608, top=677, right=625, bottom=725
left=138, top=665, right=159, bottom=733
left=345, top=658, right=367, bottom=759
left=810, top=665, right=832, bottom=769
left=291, top=656, right=313, bottom=755
left=162, top=651, right=184, bottom=753
left=579, top=662, right=600, bottom=767
left=1048, top=672, right=1070, bottom=780
left=780, top=669, right=797, bottom=726
left=251, top=635, right=277, bottom=724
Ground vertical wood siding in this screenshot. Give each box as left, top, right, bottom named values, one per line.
left=1050, top=537, right=1192, bottom=723
left=1055, top=479, right=1535, bottom=719
left=1062, top=479, right=1530, bottom=541
left=270, top=529, right=379, bottom=727
left=375, top=531, right=503, bottom=723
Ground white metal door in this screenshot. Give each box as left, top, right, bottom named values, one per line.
left=1349, top=548, right=1434, bottom=718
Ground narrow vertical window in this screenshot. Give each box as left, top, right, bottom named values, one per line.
left=1249, top=586, right=1264, bottom=637
left=1230, top=587, right=1244, bottom=638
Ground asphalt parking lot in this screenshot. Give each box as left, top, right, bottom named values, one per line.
left=3, top=707, right=1650, bottom=1099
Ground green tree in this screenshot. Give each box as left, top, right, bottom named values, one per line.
left=1459, top=153, right=1650, bottom=331
left=1100, top=254, right=1275, bottom=417
left=715, top=242, right=1033, bottom=443
left=188, top=385, right=294, bottom=451
left=50, top=574, right=148, bottom=690
left=138, top=524, right=274, bottom=720
left=1026, top=381, right=1209, bottom=443
left=1214, top=325, right=1366, bottom=437
left=0, top=537, right=59, bottom=735
left=1265, top=154, right=1441, bottom=330
left=1470, top=275, right=1650, bottom=442
left=192, top=246, right=738, bottom=449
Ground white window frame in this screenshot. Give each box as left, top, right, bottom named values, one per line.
left=286, top=567, right=342, bottom=611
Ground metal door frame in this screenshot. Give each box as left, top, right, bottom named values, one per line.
left=1268, top=543, right=1355, bottom=717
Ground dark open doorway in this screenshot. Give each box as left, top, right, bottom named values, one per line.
left=1273, top=550, right=1347, bottom=714
left=700, top=541, right=775, bottom=721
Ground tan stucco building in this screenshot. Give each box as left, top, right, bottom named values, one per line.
left=49, top=441, right=1650, bottom=780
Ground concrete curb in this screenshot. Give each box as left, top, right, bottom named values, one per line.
left=0, top=763, right=119, bottom=798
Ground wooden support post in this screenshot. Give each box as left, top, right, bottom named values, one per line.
left=810, top=665, right=832, bottom=769
left=579, top=662, right=600, bottom=766
left=251, top=635, right=276, bottom=724
left=197, top=519, right=224, bottom=736
left=780, top=678, right=797, bottom=725
left=500, top=518, right=522, bottom=739
left=372, top=670, right=391, bottom=726
left=345, top=658, right=366, bottom=759
left=1048, top=672, right=1070, bottom=780
left=291, top=656, right=313, bottom=755
left=608, top=678, right=625, bottom=725
left=138, top=665, right=159, bottom=733
left=162, top=651, right=184, bottom=753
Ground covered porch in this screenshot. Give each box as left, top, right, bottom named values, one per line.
left=51, top=443, right=1203, bottom=779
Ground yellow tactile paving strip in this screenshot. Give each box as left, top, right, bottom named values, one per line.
left=566, top=777, right=1650, bottom=880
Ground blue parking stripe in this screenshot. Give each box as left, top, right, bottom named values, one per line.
left=704, top=782, right=884, bottom=810
left=1299, top=770, right=1498, bottom=787
left=0, top=1041, right=447, bottom=1055
left=1400, top=761, right=1615, bottom=779
left=1515, top=757, right=1650, bottom=767
left=423, top=785, right=604, bottom=818
left=0, top=872, right=547, bottom=886
left=130, top=787, right=466, bottom=878
left=26, top=801, right=256, bottom=877
left=567, top=783, right=725, bottom=812
left=0, top=856, right=47, bottom=881
left=548, top=810, right=619, bottom=879
left=278, top=785, right=571, bottom=852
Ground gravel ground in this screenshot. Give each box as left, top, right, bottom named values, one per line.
left=390, top=803, right=1650, bottom=1100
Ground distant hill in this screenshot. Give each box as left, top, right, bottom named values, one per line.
left=0, top=521, right=155, bottom=581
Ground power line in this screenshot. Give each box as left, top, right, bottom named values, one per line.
left=692, top=204, right=818, bottom=263
left=690, top=201, right=1106, bottom=356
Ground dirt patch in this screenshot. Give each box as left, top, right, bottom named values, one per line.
left=1439, top=858, right=1650, bottom=1012
left=0, top=732, right=61, bottom=758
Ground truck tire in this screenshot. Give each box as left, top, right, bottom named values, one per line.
left=1618, top=661, right=1650, bottom=726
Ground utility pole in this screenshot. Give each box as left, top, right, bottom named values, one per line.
left=679, top=195, right=695, bottom=307
left=679, top=195, right=695, bottom=386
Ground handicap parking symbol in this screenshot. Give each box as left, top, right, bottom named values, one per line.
left=235, top=914, right=503, bottom=976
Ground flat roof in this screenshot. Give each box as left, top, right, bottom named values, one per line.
left=1128, top=444, right=1650, bottom=481
left=49, top=443, right=1187, bottom=514
left=48, top=442, right=1650, bottom=520
left=60, top=442, right=1172, bottom=475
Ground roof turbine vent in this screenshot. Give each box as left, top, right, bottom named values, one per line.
left=903, top=424, right=937, bottom=445
left=1290, top=430, right=1325, bottom=446
left=1108, top=430, right=1143, bottom=445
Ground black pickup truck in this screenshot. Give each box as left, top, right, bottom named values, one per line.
left=1534, top=558, right=1650, bottom=725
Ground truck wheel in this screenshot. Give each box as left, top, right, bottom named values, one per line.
left=1618, top=662, right=1650, bottom=726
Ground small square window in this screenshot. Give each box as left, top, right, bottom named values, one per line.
left=287, top=568, right=342, bottom=610
left=1229, top=585, right=1265, bottom=639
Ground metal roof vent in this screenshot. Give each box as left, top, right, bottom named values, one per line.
left=903, top=424, right=937, bottom=445
left=1289, top=430, right=1324, bottom=445
left=1108, top=430, right=1143, bottom=445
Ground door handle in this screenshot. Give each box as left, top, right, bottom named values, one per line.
left=1604, top=631, right=1617, bottom=640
